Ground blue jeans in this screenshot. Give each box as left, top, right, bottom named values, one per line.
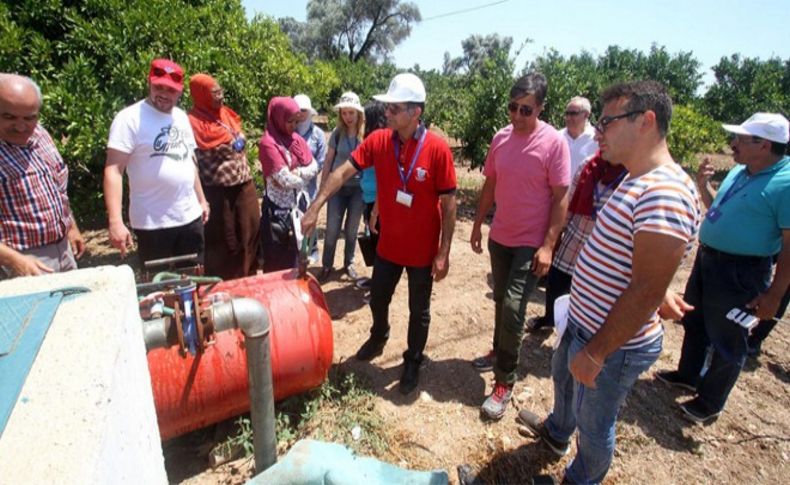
left=676, top=246, right=772, bottom=412
left=546, top=323, right=661, bottom=484
left=322, top=184, right=364, bottom=270
left=488, top=238, right=539, bottom=385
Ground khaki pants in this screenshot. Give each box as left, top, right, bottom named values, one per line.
left=1, top=237, right=77, bottom=278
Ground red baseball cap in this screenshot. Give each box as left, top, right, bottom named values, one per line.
left=148, top=58, right=184, bottom=92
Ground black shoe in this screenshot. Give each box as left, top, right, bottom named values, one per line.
left=679, top=397, right=721, bottom=424
left=531, top=475, right=558, bottom=485
left=355, top=337, right=386, bottom=361
left=517, top=409, right=570, bottom=457
left=318, top=267, right=332, bottom=283
left=399, top=355, right=423, bottom=395
left=655, top=370, right=697, bottom=392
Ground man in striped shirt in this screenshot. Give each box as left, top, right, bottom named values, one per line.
left=0, top=74, right=84, bottom=277
left=517, top=81, right=700, bottom=484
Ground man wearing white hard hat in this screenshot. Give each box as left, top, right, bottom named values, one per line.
left=657, top=112, right=790, bottom=424
left=302, top=73, right=457, bottom=395
left=294, top=94, right=326, bottom=262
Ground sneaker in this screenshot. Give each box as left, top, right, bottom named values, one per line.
left=344, top=265, right=360, bottom=280
left=355, top=337, right=386, bottom=361
left=480, top=381, right=513, bottom=420
left=527, top=316, right=552, bottom=332
left=471, top=350, right=496, bottom=372
left=679, top=397, right=721, bottom=424
left=655, top=370, right=697, bottom=392
left=355, top=277, right=371, bottom=290
left=317, top=267, right=332, bottom=283
left=399, top=357, right=422, bottom=395
left=516, top=409, right=570, bottom=456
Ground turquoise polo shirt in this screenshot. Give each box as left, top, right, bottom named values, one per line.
left=700, top=156, right=790, bottom=256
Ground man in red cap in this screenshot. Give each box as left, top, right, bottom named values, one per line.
left=103, top=59, right=209, bottom=267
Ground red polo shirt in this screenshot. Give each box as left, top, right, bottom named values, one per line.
left=351, top=125, right=456, bottom=267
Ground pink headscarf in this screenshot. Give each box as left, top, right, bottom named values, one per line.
left=258, top=96, right=312, bottom=177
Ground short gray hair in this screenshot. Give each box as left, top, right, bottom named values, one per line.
left=0, top=73, right=43, bottom=106
left=567, top=96, right=591, bottom=114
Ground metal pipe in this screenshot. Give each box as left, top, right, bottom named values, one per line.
left=212, top=299, right=276, bottom=472
left=142, top=317, right=170, bottom=352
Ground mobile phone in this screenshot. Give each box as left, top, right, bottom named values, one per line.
left=725, top=307, right=759, bottom=330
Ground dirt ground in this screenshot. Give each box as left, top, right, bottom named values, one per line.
left=79, top=163, right=789, bottom=484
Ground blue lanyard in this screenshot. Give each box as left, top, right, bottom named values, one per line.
left=393, top=129, right=427, bottom=189
left=591, top=172, right=627, bottom=220
left=714, top=170, right=754, bottom=209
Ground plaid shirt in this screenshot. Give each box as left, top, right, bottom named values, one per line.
left=552, top=165, right=620, bottom=275
left=0, top=125, right=71, bottom=250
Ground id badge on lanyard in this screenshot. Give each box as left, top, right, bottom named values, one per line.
left=394, top=130, right=427, bottom=208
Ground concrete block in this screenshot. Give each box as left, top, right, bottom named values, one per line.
left=0, top=266, right=166, bottom=485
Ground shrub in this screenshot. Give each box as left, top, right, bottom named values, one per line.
left=668, top=105, right=727, bottom=171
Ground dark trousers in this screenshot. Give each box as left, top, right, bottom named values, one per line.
left=260, top=199, right=297, bottom=273
left=489, top=238, right=539, bottom=385
left=135, top=216, right=204, bottom=267
left=748, top=287, right=789, bottom=351
left=203, top=181, right=260, bottom=279
left=368, top=255, right=433, bottom=362
left=543, top=265, right=573, bottom=326
left=677, top=246, right=772, bottom=412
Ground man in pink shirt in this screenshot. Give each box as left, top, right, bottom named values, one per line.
left=470, top=73, right=571, bottom=420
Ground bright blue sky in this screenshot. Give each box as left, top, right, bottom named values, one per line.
left=242, top=0, right=790, bottom=89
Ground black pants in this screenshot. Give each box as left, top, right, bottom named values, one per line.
left=677, top=246, right=772, bottom=411
left=748, top=287, right=790, bottom=350
left=134, top=216, right=204, bottom=267
left=368, top=255, right=432, bottom=362
left=543, top=265, right=573, bottom=326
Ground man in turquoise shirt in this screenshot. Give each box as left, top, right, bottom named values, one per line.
left=657, top=112, right=790, bottom=423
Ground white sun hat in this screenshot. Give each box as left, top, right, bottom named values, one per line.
left=333, top=91, right=364, bottom=113
left=722, top=112, right=789, bottom=144
left=373, top=73, right=426, bottom=103
left=294, top=94, right=317, bottom=115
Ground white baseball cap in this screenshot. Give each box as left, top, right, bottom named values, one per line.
left=294, top=94, right=317, bottom=115
left=722, top=112, right=789, bottom=144
left=373, top=73, right=426, bottom=104
left=333, top=91, right=364, bottom=113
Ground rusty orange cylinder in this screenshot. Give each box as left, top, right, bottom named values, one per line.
left=146, top=270, right=334, bottom=441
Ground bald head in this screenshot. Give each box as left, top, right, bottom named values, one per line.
left=0, top=74, right=42, bottom=145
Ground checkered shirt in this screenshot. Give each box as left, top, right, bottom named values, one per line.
left=0, top=125, right=71, bottom=250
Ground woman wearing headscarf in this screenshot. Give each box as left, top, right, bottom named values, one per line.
left=188, top=74, right=259, bottom=279
left=527, top=151, right=627, bottom=331
left=259, top=96, right=319, bottom=272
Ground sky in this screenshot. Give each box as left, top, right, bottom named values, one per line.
left=242, top=0, right=790, bottom=89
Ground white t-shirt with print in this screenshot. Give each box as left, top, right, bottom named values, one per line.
left=107, top=100, right=201, bottom=229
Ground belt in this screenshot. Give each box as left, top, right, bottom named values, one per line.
left=700, top=244, right=770, bottom=263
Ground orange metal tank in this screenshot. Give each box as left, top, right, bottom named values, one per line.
left=146, top=270, right=334, bottom=440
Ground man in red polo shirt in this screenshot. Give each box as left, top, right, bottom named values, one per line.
left=302, top=73, right=457, bottom=394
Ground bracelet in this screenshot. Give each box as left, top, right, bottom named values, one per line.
left=583, top=348, right=603, bottom=368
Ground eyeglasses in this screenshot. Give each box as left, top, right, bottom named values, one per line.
left=594, top=110, right=645, bottom=133
left=151, top=67, right=183, bottom=83
left=730, top=134, right=764, bottom=144
left=385, top=103, right=408, bottom=115
left=507, top=101, right=534, bottom=117
left=564, top=110, right=582, bottom=117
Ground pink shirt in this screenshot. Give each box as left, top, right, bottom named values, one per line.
left=483, top=121, right=570, bottom=247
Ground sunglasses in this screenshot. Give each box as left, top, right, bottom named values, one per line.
left=730, top=134, right=764, bottom=144
left=594, top=110, right=645, bottom=133
left=151, top=67, right=183, bottom=83
left=507, top=101, right=534, bottom=117
left=385, top=103, right=408, bottom=115
left=564, top=110, right=582, bottom=116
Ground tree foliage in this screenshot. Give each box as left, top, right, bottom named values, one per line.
left=703, top=54, right=790, bottom=124
left=280, top=0, right=420, bottom=63
left=442, top=34, right=513, bottom=75
left=528, top=44, right=702, bottom=128
left=0, top=0, right=337, bottom=219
